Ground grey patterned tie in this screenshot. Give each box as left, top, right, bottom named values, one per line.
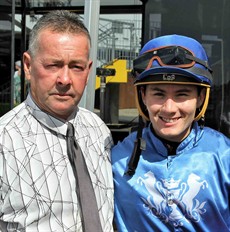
left=66, top=123, right=103, bottom=232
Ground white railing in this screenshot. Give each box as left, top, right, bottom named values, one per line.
left=97, top=18, right=142, bottom=70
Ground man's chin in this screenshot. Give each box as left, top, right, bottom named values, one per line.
left=158, top=129, right=182, bottom=142
left=48, top=105, right=76, bottom=120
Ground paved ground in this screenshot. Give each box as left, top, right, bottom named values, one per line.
left=94, top=108, right=139, bottom=123
left=118, top=108, right=139, bottom=123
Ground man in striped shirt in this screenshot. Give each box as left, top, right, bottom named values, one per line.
left=0, top=10, right=114, bottom=232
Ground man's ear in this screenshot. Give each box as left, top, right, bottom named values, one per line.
left=86, top=60, right=93, bottom=84
left=23, top=52, right=32, bottom=81
left=197, top=88, right=206, bottom=108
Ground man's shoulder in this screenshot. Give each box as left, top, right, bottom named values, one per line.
left=77, top=107, right=106, bottom=126
left=78, top=107, right=99, bottom=117
left=76, top=107, right=111, bottom=135
left=202, top=126, right=230, bottom=145
left=0, top=103, right=28, bottom=131
left=203, top=126, right=229, bottom=137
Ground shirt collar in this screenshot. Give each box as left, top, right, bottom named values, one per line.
left=147, top=121, right=202, bottom=155
left=25, top=93, right=78, bottom=136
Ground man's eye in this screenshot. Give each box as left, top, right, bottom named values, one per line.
left=72, top=65, right=84, bottom=71
left=177, top=93, right=188, bottom=97
left=47, top=64, right=58, bottom=68
left=75, top=65, right=83, bottom=69
left=153, top=92, right=164, bottom=96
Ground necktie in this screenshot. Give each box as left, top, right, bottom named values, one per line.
left=66, top=123, right=103, bottom=232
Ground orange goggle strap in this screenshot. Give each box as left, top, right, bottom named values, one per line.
left=134, top=83, right=210, bottom=122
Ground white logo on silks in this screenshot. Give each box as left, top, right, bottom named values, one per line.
left=137, top=171, right=208, bottom=227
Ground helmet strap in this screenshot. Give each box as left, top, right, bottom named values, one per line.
left=199, top=115, right=205, bottom=129
left=194, top=87, right=210, bottom=121
left=125, top=115, right=146, bottom=176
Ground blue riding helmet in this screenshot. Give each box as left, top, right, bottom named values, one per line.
left=133, top=34, right=213, bottom=121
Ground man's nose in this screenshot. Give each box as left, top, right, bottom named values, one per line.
left=161, top=98, right=177, bottom=112
left=57, top=67, right=71, bottom=85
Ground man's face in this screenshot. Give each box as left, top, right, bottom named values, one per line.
left=23, top=29, right=92, bottom=120
left=141, top=83, right=205, bottom=142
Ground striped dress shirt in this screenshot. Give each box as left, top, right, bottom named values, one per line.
left=0, top=93, right=114, bottom=232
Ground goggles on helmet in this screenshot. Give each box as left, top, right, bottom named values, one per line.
left=133, top=46, right=212, bottom=79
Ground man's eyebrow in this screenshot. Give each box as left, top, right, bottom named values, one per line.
left=149, top=87, right=165, bottom=92
left=70, top=59, right=86, bottom=63
left=149, top=86, right=193, bottom=92
left=176, top=88, right=193, bottom=93
left=69, top=59, right=88, bottom=68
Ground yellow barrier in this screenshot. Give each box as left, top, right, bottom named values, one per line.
left=95, top=59, right=130, bottom=89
